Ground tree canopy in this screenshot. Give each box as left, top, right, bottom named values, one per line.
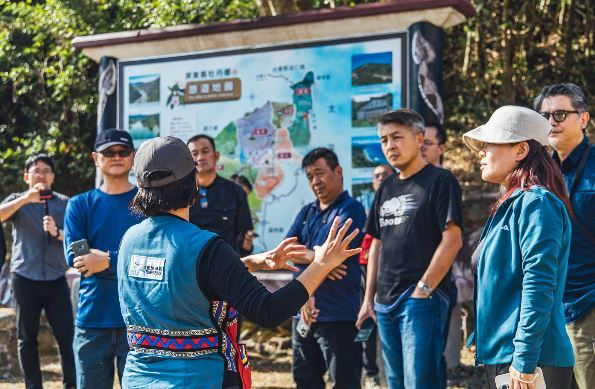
left=0, top=0, right=592, bottom=199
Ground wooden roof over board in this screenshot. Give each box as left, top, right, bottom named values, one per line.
left=73, top=0, right=475, bottom=62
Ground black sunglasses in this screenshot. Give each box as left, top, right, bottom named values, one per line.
left=100, top=149, right=133, bottom=158
left=539, top=110, right=580, bottom=123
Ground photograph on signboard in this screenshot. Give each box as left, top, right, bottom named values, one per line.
left=129, top=74, right=160, bottom=104
left=352, top=135, right=388, bottom=169
left=352, top=92, right=393, bottom=127
left=128, top=113, right=160, bottom=147
left=351, top=51, right=392, bottom=86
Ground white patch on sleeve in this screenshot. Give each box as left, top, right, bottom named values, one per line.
left=128, top=255, right=166, bottom=280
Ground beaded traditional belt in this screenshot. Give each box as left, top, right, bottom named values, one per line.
left=127, top=325, right=219, bottom=357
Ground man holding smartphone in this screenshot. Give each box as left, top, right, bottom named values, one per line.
left=63, top=129, right=143, bottom=389
left=0, top=154, right=75, bottom=389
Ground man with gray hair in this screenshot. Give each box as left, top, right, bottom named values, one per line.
left=534, top=83, right=594, bottom=389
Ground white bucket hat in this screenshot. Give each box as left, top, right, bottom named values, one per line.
left=463, top=105, right=552, bottom=153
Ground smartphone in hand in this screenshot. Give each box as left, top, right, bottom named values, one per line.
left=70, top=239, right=90, bottom=276
left=354, top=318, right=375, bottom=342
left=70, top=239, right=90, bottom=257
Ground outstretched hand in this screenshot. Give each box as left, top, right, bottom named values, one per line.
left=261, top=237, right=307, bottom=272
left=313, top=217, right=361, bottom=268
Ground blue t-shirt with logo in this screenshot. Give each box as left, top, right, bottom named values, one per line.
left=286, top=191, right=365, bottom=322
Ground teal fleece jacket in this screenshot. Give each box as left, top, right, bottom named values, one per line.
left=474, top=186, right=574, bottom=373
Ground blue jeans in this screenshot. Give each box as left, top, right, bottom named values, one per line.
left=376, top=288, right=448, bottom=389
left=73, top=327, right=129, bottom=389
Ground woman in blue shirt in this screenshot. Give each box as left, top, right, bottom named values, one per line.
left=463, top=106, right=574, bottom=389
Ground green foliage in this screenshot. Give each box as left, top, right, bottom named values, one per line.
left=0, top=0, right=592, bottom=201
left=442, top=0, right=594, bottom=194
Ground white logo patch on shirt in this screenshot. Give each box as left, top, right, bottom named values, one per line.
left=501, top=225, right=510, bottom=231
left=128, top=255, right=165, bottom=281
left=378, top=195, right=417, bottom=227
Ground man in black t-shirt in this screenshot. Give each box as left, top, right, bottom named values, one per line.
left=356, top=110, right=463, bottom=389
left=187, top=134, right=254, bottom=256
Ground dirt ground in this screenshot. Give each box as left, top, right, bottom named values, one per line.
left=0, top=322, right=488, bottom=388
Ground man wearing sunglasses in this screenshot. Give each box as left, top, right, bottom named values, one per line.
left=63, top=129, right=143, bottom=389
left=534, top=83, right=594, bottom=389
left=0, top=154, right=75, bottom=389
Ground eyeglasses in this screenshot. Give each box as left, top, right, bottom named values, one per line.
left=422, top=141, right=441, bottom=147
left=198, top=187, right=208, bottom=208
left=99, top=149, right=133, bottom=158
left=28, top=168, right=53, bottom=175
left=539, top=110, right=580, bottom=123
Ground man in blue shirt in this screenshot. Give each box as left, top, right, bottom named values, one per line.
left=286, top=147, right=366, bottom=389
left=63, top=129, right=143, bottom=389
left=534, top=84, right=594, bottom=389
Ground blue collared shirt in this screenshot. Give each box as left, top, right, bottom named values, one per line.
left=553, top=136, right=595, bottom=324
left=286, top=191, right=366, bottom=322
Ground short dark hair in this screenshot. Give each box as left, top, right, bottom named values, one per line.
left=24, top=153, right=54, bottom=172
left=129, top=171, right=198, bottom=217
left=533, top=83, right=589, bottom=113
left=231, top=174, right=253, bottom=192
left=377, top=109, right=425, bottom=135
left=187, top=134, right=216, bottom=151
left=425, top=122, right=447, bottom=145
left=302, top=147, right=339, bottom=170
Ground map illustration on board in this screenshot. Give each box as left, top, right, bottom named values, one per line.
left=121, top=35, right=404, bottom=250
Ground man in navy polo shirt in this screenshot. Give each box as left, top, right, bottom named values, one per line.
left=286, top=147, right=366, bottom=389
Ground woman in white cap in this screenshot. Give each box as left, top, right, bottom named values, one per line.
left=463, top=106, right=574, bottom=389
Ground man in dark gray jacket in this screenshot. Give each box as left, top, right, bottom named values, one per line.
left=0, top=154, right=75, bottom=389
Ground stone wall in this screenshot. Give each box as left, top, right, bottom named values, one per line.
left=0, top=308, right=58, bottom=379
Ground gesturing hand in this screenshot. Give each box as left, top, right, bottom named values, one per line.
left=313, top=217, right=361, bottom=268
left=262, top=237, right=307, bottom=272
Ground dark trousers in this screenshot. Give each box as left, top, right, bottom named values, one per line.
left=360, top=265, right=379, bottom=377
left=485, top=364, right=573, bottom=389
left=292, top=319, right=362, bottom=389
left=439, top=279, right=458, bottom=388
left=362, top=326, right=379, bottom=377
left=12, top=273, right=76, bottom=389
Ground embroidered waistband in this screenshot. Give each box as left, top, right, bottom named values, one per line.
left=127, top=325, right=219, bottom=357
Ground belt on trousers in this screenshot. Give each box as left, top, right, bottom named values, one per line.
left=127, top=325, right=220, bottom=358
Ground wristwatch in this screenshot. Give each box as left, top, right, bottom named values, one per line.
left=416, top=280, right=434, bottom=297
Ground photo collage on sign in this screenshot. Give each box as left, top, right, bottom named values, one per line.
left=350, top=51, right=395, bottom=201
left=128, top=74, right=161, bottom=149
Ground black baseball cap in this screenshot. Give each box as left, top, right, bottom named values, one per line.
left=94, top=129, right=134, bottom=152
left=134, top=136, right=197, bottom=188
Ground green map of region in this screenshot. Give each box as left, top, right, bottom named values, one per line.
left=215, top=71, right=314, bottom=214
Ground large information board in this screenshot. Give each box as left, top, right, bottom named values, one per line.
left=119, top=32, right=406, bottom=250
